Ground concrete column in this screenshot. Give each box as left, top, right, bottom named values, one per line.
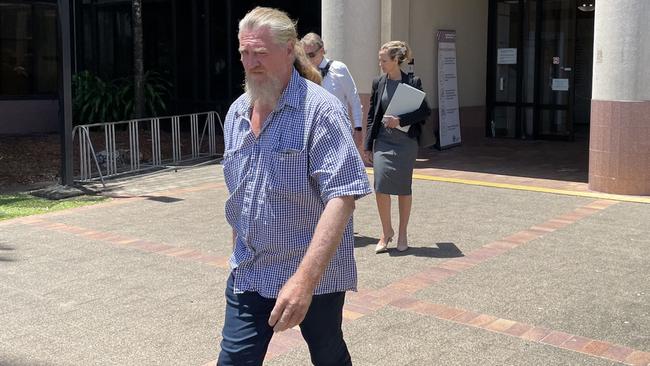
left=322, top=0, right=380, bottom=95
left=590, top=1, right=650, bottom=195
left=322, top=0, right=381, bottom=134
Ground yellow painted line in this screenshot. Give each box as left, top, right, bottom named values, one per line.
left=365, top=168, right=650, bottom=204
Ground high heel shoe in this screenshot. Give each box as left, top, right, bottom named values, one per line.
left=396, top=238, right=409, bottom=252
left=375, top=231, right=394, bottom=253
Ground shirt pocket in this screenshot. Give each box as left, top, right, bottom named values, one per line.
left=269, top=149, right=310, bottom=196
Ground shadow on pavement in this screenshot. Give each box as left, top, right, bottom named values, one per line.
left=355, top=235, right=464, bottom=259
left=387, top=242, right=464, bottom=258
left=0, top=357, right=52, bottom=366
left=0, top=242, right=17, bottom=263
left=145, top=195, right=184, bottom=203
left=0, top=242, right=15, bottom=252
left=353, top=234, right=378, bottom=248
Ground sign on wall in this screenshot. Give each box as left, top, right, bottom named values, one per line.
left=497, top=48, right=517, bottom=64
left=551, top=78, right=569, bottom=91
left=437, top=30, right=461, bottom=149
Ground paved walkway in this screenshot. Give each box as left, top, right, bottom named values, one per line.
left=1, top=159, right=649, bottom=365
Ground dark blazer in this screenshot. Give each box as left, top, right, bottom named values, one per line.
left=364, top=71, right=431, bottom=151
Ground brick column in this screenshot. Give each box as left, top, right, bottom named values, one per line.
left=589, top=1, right=650, bottom=195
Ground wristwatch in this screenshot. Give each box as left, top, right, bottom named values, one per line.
left=354, top=127, right=362, bottom=131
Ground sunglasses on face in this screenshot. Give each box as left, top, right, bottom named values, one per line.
left=306, top=46, right=322, bottom=58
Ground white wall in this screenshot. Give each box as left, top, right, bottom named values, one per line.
left=408, top=0, right=488, bottom=108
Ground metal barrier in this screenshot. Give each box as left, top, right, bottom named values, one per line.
left=72, top=111, right=223, bottom=185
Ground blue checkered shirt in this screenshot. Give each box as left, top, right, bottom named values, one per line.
left=222, top=68, right=372, bottom=298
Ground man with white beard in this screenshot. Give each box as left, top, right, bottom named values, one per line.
left=217, top=6, right=371, bottom=366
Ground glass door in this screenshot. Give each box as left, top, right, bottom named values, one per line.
left=489, top=0, right=521, bottom=138
left=487, top=0, right=579, bottom=141
left=536, top=0, right=576, bottom=139
left=572, top=9, right=595, bottom=137
left=487, top=0, right=537, bottom=139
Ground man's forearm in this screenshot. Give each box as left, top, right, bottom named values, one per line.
left=294, top=196, right=356, bottom=289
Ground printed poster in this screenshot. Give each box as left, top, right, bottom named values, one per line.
left=437, top=30, right=461, bottom=149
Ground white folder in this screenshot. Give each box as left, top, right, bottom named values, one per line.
left=384, top=82, right=426, bottom=133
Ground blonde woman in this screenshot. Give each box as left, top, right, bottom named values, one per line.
left=363, top=41, right=431, bottom=253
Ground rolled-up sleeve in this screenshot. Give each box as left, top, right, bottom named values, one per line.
left=309, top=107, right=372, bottom=203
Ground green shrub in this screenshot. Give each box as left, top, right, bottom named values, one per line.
left=116, top=70, right=173, bottom=120
left=72, top=71, right=123, bottom=125
left=72, top=70, right=172, bottom=125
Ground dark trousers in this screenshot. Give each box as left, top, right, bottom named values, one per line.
left=217, top=274, right=352, bottom=366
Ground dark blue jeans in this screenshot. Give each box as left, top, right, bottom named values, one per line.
left=217, top=274, right=352, bottom=366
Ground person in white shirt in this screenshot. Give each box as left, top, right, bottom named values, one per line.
left=301, top=32, right=363, bottom=147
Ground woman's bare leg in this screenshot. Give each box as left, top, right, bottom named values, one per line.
left=397, top=195, right=412, bottom=251
left=375, top=193, right=394, bottom=252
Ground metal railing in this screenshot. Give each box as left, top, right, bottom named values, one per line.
left=72, top=111, right=223, bottom=185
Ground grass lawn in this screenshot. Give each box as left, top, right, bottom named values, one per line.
left=0, top=194, right=108, bottom=221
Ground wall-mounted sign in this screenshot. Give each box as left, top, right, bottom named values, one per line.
left=437, top=29, right=461, bottom=149
left=552, top=78, right=569, bottom=91
left=553, top=56, right=560, bottom=65
left=497, top=48, right=517, bottom=64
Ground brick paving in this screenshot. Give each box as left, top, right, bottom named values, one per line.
left=252, top=198, right=634, bottom=364
left=1, top=152, right=649, bottom=365
left=389, top=297, right=650, bottom=365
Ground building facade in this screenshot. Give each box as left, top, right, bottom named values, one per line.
left=1, top=0, right=648, bottom=194
left=70, top=0, right=320, bottom=116
left=323, top=0, right=648, bottom=195
left=0, top=0, right=321, bottom=133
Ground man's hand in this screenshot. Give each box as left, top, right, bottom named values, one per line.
left=268, top=275, right=314, bottom=332
left=268, top=196, right=355, bottom=332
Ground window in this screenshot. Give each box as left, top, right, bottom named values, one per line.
left=0, top=1, right=58, bottom=96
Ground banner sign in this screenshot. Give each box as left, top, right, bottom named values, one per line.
left=437, top=30, right=461, bottom=148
